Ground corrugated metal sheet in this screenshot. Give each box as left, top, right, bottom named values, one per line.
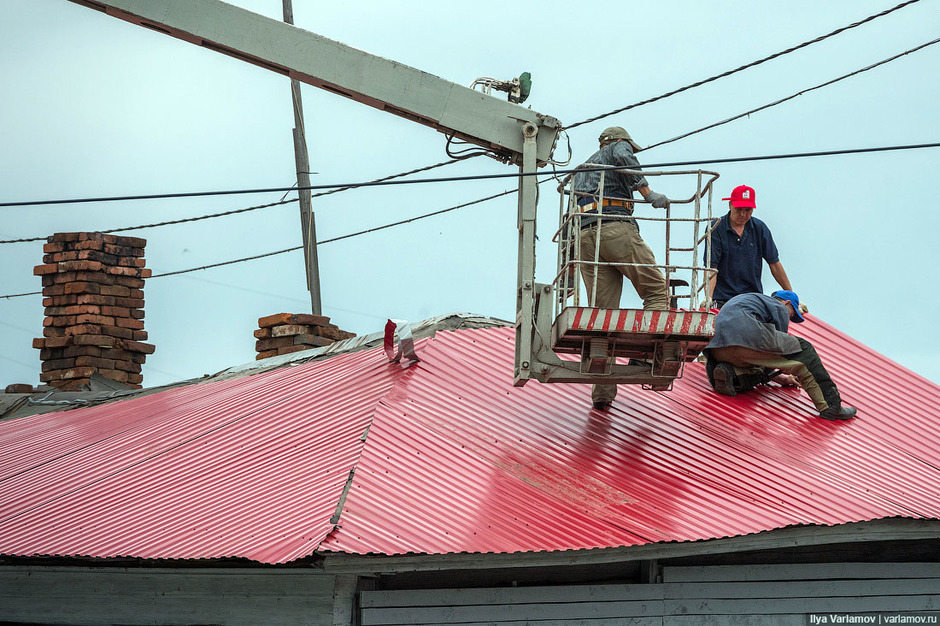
left=0, top=346, right=403, bottom=564
left=320, top=317, right=940, bottom=555
left=1, top=315, right=939, bottom=563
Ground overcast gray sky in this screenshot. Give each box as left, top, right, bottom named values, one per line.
left=1, top=0, right=938, bottom=390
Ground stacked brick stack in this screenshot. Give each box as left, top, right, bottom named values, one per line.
left=32, top=232, right=155, bottom=390
left=255, top=313, right=356, bottom=360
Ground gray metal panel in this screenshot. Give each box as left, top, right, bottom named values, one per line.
left=362, top=583, right=663, bottom=607
left=364, top=617, right=664, bottom=626
left=664, top=618, right=806, bottom=626
left=0, top=566, right=336, bottom=626
left=362, top=585, right=664, bottom=625
left=664, top=595, right=939, bottom=616
left=72, top=0, right=561, bottom=164
left=664, top=562, right=940, bottom=582
left=665, top=579, right=940, bottom=599
left=361, top=602, right=662, bottom=626
left=360, top=569, right=940, bottom=625
left=322, top=519, right=940, bottom=574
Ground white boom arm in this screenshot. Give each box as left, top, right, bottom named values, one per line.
left=69, top=0, right=560, bottom=386
left=68, top=0, right=561, bottom=164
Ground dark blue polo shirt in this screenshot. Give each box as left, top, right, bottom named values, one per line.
left=704, top=213, right=780, bottom=302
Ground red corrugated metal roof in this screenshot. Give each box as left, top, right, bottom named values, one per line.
left=1, top=315, right=939, bottom=563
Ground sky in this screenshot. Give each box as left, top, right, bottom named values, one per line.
left=1, top=0, right=938, bottom=391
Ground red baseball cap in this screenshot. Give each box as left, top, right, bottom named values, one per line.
left=722, top=185, right=756, bottom=208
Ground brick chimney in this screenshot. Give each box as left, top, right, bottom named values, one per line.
left=31, top=233, right=156, bottom=390
left=255, top=313, right=356, bottom=359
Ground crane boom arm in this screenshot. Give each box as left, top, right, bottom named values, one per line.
left=68, top=0, right=561, bottom=164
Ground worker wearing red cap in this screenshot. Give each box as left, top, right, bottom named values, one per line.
left=704, top=185, right=795, bottom=309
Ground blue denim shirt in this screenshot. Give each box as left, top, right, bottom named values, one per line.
left=572, top=141, right=649, bottom=227
left=573, top=141, right=649, bottom=200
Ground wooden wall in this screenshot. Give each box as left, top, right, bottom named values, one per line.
left=0, top=567, right=351, bottom=626
left=360, top=562, right=940, bottom=625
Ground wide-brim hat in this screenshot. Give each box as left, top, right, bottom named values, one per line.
left=599, top=126, right=643, bottom=152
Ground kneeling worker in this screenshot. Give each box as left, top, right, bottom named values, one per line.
left=703, top=290, right=857, bottom=420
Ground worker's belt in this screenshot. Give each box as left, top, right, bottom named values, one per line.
left=578, top=198, right=633, bottom=213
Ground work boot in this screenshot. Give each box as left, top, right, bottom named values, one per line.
left=819, top=404, right=857, bottom=420
left=711, top=362, right=737, bottom=397
left=591, top=383, right=617, bottom=411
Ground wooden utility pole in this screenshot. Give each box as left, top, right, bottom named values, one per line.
left=283, top=0, right=322, bottom=315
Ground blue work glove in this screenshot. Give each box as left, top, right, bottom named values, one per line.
left=645, top=191, right=670, bottom=209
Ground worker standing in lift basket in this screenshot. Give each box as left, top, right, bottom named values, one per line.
left=572, top=126, right=672, bottom=410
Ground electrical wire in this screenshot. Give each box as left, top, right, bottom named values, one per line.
left=2, top=141, right=937, bottom=300
left=0, top=0, right=933, bottom=216
left=154, top=189, right=516, bottom=276
left=0, top=157, right=470, bottom=244
left=0, top=1, right=931, bottom=286
left=564, top=0, right=923, bottom=130
left=6, top=24, right=936, bottom=213
left=0, top=198, right=298, bottom=245
left=645, top=38, right=940, bottom=151
left=7, top=142, right=938, bottom=215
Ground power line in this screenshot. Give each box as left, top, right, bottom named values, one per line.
left=0, top=188, right=519, bottom=296
left=0, top=2, right=932, bottom=271
left=151, top=189, right=516, bottom=277
left=0, top=157, right=469, bottom=209
left=0, top=1, right=924, bottom=217
left=646, top=37, right=940, bottom=151
left=0, top=157, right=468, bottom=244
left=2, top=141, right=936, bottom=300
left=7, top=142, right=938, bottom=217
left=6, top=30, right=937, bottom=215
left=565, top=0, right=923, bottom=130
left=0, top=198, right=298, bottom=245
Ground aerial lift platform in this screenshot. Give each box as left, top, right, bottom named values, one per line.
left=515, top=168, right=719, bottom=391
left=69, top=0, right=717, bottom=393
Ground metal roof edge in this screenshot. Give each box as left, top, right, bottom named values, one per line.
left=216, top=313, right=510, bottom=379
left=1, top=313, right=510, bottom=420
left=317, top=518, right=940, bottom=574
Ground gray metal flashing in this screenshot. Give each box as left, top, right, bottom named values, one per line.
left=218, top=313, right=509, bottom=377
left=317, top=518, right=940, bottom=574
left=330, top=469, right=357, bottom=526
left=1, top=313, right=509, bottom=420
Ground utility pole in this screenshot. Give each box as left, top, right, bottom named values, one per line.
left=283, top=0, right=322, bottom=315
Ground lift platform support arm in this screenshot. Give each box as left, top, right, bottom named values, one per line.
left=69, top=0, right=567, bottom=388
left=68, top=0, right=561, bottom=165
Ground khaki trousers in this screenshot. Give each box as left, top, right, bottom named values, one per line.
left=579, top=221, right=669, bottom=405
left=709, top=338, right=842, bottom=412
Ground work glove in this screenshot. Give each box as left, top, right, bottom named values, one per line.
left=645, top=191, right=670, bottom=209
left=799, top=302, right=809, bottom=314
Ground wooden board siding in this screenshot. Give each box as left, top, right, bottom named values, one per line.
left=0, top=567, right=339, bottom=626
left=361, top=562, right=940, bottom=625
